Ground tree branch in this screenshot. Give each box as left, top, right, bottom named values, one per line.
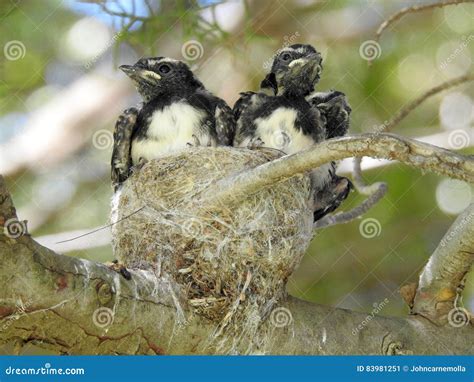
left=333, top=74, right=474, bottom=231
left=203, top=133, right=474, bottom=208
left=412, top=203, right=474, bottom=326
left=381, top=74, right=474, bottom=132
left=333, top=74, right=473, bottom=230
left=375, top=0, right=473, bottom=42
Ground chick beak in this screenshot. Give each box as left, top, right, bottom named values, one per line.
left=289, top=54, right=322, bottom=84
left=119, top=65, right=137, bottom=77
left=119, top=65, right=162, bottom=85
left=289, top=53, right=321, bottom=69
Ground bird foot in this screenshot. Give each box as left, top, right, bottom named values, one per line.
left=186, top=134, right=202, bottom=147
left=247, top=137, right=265, bottom=149
left=106, top=259, right=132, bottom=280
left=131, top=157, right=148, bottom=174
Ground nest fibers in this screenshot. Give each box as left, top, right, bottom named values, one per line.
left=111, top=146, right=314, bottom=352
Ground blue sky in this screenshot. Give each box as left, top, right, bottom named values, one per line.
left=65, top=0, right=152, bottom=31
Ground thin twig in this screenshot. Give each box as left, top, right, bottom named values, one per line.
left=55, top=206, right=145, bottom=244
left=382, top=74, right=474, bottom=132
left=375, top=0, right=474, bottom=42
left=352, top=157, right=386, bottom=195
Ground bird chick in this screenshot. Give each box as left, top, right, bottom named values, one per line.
left=261, top=44, right=352, bottom=140
left=233, top=46, right=325, bottom=155
left=111, top=57, right=235, bottom=189
left=233, top=44, right=352, bottom=221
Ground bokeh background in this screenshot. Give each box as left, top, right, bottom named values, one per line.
left=1, top=0, right=473, bottom=340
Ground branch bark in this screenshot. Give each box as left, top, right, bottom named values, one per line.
left=0, top=209, right=472, bottom=354
left=412, top=203, right=474, bottom=326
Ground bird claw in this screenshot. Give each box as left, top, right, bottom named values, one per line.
left=247, top=137, right=265, bottom=149
left=131, top=157, right=148, bottom=173
left=106, top=259, right=132, bottom=280
left=187, top=134, right=201, bottom=147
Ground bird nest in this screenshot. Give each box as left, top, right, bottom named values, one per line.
left=111, top=147, right=314, bottom=351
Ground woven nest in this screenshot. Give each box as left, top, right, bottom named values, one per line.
left=111, top=147, right=313, bottom=350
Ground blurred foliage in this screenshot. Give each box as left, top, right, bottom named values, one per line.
left=1, top=0, right=473, bottom=325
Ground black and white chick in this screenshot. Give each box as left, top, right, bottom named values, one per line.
left=111, top=57, right=235, bottom=190
left=233, top=44, right=352, bottom=221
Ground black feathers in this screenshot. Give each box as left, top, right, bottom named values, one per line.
left=111, top=107, right=138, bottom=191
left=307, top=90, right=351, bottom=139
left=214, top=100, right=236, bottom=146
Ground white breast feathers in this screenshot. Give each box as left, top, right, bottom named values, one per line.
left=131, top=102, right=212, bottom=164
left=254, top=108, right=314, bottom=155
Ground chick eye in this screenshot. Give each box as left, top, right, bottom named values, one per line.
left=281, top=53, right=292, bottom=62
left=158, top=64, right=171, bottom=74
